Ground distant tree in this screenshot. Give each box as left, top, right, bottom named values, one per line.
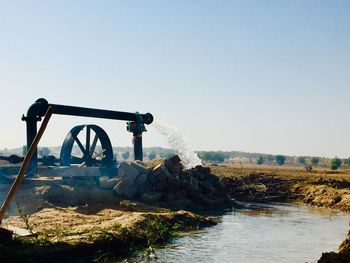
left=122, top=151, right=130, bottom=160
left=148, top=151, right=157, bottom=160
left=297, top=156, right=306, bottom=165
left=310, top=157, right=320, bottom=167
left=275, top=155, right=286, bottom=166
left=256, top=156, right=265, bottom=165
left=330, top=157, right=342, bottom=170
left=198, top=151, right=226, bottom=163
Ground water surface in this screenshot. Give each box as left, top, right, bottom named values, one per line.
left=125, top=203, right=349, bottom=263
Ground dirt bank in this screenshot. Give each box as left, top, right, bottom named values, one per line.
left=212, top=166, right=350, bottom=212
left=1, top=183, right=216, bottom=262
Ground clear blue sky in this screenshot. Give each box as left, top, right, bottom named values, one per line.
left=0, top=1, right=349, bottom=157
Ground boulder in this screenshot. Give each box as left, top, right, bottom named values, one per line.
left=113, top=163, right=140, bottom=198
left=117, top=162, right=140, bottom=180
left=138, top=181, right=154, bottom=195
left=155, top=180, right=168, bottom=192
left=167, top=177, right=182, bottom=192
left=174, top=190, right=187, bottom=199
left=131, top=161, right=152, bottom=174
left=124, top=183, right=140, bottom=199
left=150, top=164, right=171, bottom=183
left=165, top=155, right=184, bottom=174
left=99, top=176, right=120, bottom=189
left=162, top=193, right=175, bottom=202
left=135, top=173, right=148, bottom=185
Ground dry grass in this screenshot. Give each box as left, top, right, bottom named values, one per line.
left=211, top=164, right=350, bottom=182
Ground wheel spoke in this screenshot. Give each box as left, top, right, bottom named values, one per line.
left=86, top=126, right=91, bottom=154
left=72, top=134, right=87, bottom=155
left=90, top=134, right=98, bottom=155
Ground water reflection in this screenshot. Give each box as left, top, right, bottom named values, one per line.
left=120, top=203, right=349, bottom=263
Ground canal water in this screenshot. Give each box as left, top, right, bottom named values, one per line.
left=122, top=203, right=349, bottom=263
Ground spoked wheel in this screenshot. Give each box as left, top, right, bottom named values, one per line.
left=60, top=125, right=114, bottom=167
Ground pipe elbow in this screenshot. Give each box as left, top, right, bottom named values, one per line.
left=26, top=98, right=49, bottom=118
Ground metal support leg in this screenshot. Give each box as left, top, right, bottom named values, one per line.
left=133, top=134, right=143, bottom=161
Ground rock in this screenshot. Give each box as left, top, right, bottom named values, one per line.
left=113, top=177, right=140, bottom=199
left=151, top=164, right=171, bottom=183
left=148, top=173, right=159, bottom=185
left=155, top=180, right=168, bottom=192
left=204, top=173, right=219, bottom=184
left=189, top=176, right=199, bottom=190
left=199, top=181, right=215, bottom=196
left=165, top=154, right=181, bottom=165
left=141, top=192, right=163, bottom=204
left=113, top=164, right=140, bottom=198
left=165, top=155, right=184, bottom=174
left=134, top=173, right=153, bottom=195
left=99, top=176, right=120, bottom=189
left=174, top=190, right=187, bottom=199
left=138, top=181, right=154, bottom=195
left=124, top=184, right=140, bottom=199
left=167, top=177, right=182, bottom=192
left=135, top=173, right=148, bottom=185
left=162, top=193, right=175, bottom=202
left=131, top=161, right=152, bottom=174
left=117, top=162, right=140, bottom=180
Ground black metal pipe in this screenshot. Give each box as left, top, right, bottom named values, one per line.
left=22, top=98, right=154, bottom=173
left=49, top=104, right=153, bottom=124
left=23, top=98, right=153, bottom=124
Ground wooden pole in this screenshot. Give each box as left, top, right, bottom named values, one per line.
left=0, top=107, right=53, bottom=224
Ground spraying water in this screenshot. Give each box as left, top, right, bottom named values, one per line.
left=152, top=118, right=202, bottom=169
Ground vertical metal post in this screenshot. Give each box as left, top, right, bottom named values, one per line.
left=23, top=117, right=39, bottom=174
left=133, top=134, right=143, bottom=161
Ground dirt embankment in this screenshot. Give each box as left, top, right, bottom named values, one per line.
left=1, top=183, right=216, bottom=263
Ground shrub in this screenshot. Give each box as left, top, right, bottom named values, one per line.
left=310, top=157, right=320, bottom=167
left=256, top=156, right=265, bottom=165
left=275, top=155, right=286, bottom=165
left=330, top=157, right=342, bottom=170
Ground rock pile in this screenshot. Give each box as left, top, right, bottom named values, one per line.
left=101, top=155, right=229, bottom=210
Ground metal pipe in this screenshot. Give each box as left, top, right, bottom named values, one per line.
left=22, top=98, right=154, bottom=168
left=49, top=104, right=153, bottom=124
left=23, top=98, right=153, bottom=124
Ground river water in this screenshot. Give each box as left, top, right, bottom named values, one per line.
left=123, top=203, right=349, bottom=263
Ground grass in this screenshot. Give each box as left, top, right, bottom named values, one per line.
left=15, top=200, right=36, bottom=235
left=144, top=214, right=172, bottom=247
